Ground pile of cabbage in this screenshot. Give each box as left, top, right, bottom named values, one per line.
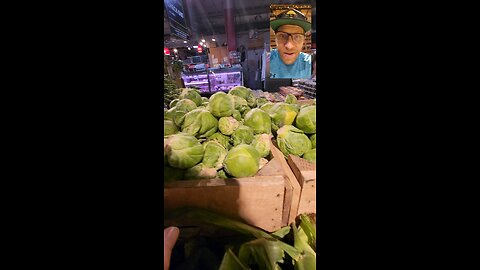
left=164, top=87, right=316, bottom=182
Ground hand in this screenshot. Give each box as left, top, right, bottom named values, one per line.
left=164, top=227, right=179, bottom=270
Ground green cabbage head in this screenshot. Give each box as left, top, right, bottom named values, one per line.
left=172, top=99, right=197, bottom=126
left=184, top=163, right=218, bottom=179
left=228, top=86, right=256, bottom=107
left=208, top=92, right=235, bottom=117
left=231, top=95, right=249, bottom=113
left=285, top=94, right=298, bottom=104
left=276, top=125, right=312, bottom=157
left=269, top=103, right=299, bottom=132
left=202, top=141, right=228, bottom=170
left=302, top=149, right=316, bottom=163
left=310, top=134, right=316, bottom=149
left=164, top=133, right=204, bottom=169
left=164, top=107, right=175, bottom=121
left=256, top=97, right=268, bottom=108
left=251, top=133, right=272, bottom=158
left=231, top=125, right=254, bottom=146
left=223, top=144, right=260, bottom=178
left=178, top=88, right=203, bottom=106
left=295, top=105, right=316, bottom=134
left=244, top=108, right=272, bottom=134
left=169, top=99, right=180, bottom=109
left=207, top=132, right=232, bottom=150
left=241, top=107, right=252, bottom=119
left=181, top=109, right=218, bottom=138
left=217, top=169, right=228, bottom=179
left=218, top=116, right=241, bottom=136
left=260, top=102, right=275, bottom=114
left=164, top=120, right=178, bottom=136
left=232, top=110, right=242, bottom=121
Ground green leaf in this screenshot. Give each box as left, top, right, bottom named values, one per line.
left=292, top=222, right=316, bottom=270
left=219, top=248, right=251, bottom=270
left=299, top=214, right=316, bottom=251
left=271, top=226, right=291, bottom=239
left=238, top=238, right=284, bottom=270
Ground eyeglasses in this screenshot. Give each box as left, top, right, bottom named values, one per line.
left=275, top=31, right=305, bottom=44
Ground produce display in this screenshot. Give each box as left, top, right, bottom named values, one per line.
left=251, top=87, right=308, bottom=103
left=165, top=207, right=316, bottom=270
left=164, top=86, right=316, bottom=182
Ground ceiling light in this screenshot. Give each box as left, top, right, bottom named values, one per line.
left=193, top=45, right=198, bottom=48
left=187, top=47, right=191, bottom=50
left=183, top=40, right=187, bottom=43
left=212, top=38, right=216, bottom=41
left=173, top=49, right=178, bottom=53
left=202, top=39, right=206, bottom=43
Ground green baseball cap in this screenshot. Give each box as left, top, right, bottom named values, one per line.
left=270, top=8, right=311, bottom=33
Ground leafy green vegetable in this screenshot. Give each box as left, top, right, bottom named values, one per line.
left=256, top=97, right=268, bottom=108
left=164, top=133, right=204, bottom=169
left=302, top=148, right=316, bottom=163
left=223, top=144, right=260, bottom=178
left=218, top=116, right=241, bottom=136
left=184, top=163, right=218, bottom=179
left=202, top=141, right=228, bottom=170
left=251, top=134, right=272, bottom=158
left=285, top=94, right=298, bottom=104
left=238, top=238, right=286, bottom=270
left=208, top=92, right=235, bottom=117
left=244, top=108, right=272, bottom=134
left=169, top=99, right=180, bottom=109
left=291, top=222, right=316, bottom=270
left=181, top=109, right=218, bottom=138
left=179, top=87, right=203, bottom=106
left=276, top=125, right=312, bottom=158
left=232, top=110, right=242, bottom=121
left=164, top=120, right=178, bottom=136
left=260, top=102, right=275, bottom=114
left=310, top=134, right=316, bottom=149
left=219, top=248, right=250, bottom=270
left=231, top=125, right=254, bottom=146
left=295, top=105, right=316, bottom=134
left=269, top=103, right=299, bottom=132
left=207, top=132, right=232, bottom=150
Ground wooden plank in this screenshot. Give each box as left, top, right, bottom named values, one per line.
left=164, top=175, right=285, bottom=232
left=270, top=140, right=301, bottom=225
left=164, top=142, right=300, bottom=232
left=286, top=154, right=317, bottom=215
left=297, top=171, right=316, bottom=215
left=256, top=156, right=293, bottom=227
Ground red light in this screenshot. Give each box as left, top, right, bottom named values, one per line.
left=197, top=47, right=202, bottom=53
left=164, top=47, right=171, bottom=55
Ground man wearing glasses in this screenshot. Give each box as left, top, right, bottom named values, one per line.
left=269, top=8, right=312, bottom=79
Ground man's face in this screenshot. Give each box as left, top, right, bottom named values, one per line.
left=275, top=24, right=305, bottom=65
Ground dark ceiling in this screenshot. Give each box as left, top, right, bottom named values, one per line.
left=165, top=0, right=315, bottom=47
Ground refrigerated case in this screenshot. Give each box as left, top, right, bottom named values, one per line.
left=181, top=70, right=212, bottom=94
left=182, top=67, right=243, bottom=94
left=209, top=67, right=243, bottom=93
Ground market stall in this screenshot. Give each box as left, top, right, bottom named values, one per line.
left=163, top=0, right=317, bottom=269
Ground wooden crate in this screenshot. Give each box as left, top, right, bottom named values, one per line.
left=164, top=141, right=300, bottom=232
left=286, top=154, right=316, bottom=215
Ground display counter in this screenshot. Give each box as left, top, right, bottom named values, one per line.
left=293, top=79, right=316, bottom=99
left=182, top=67, right=243, bottom=94
left=181, top=70, right=212, bottom=93
left=209, top=67, right=243, bottom=93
